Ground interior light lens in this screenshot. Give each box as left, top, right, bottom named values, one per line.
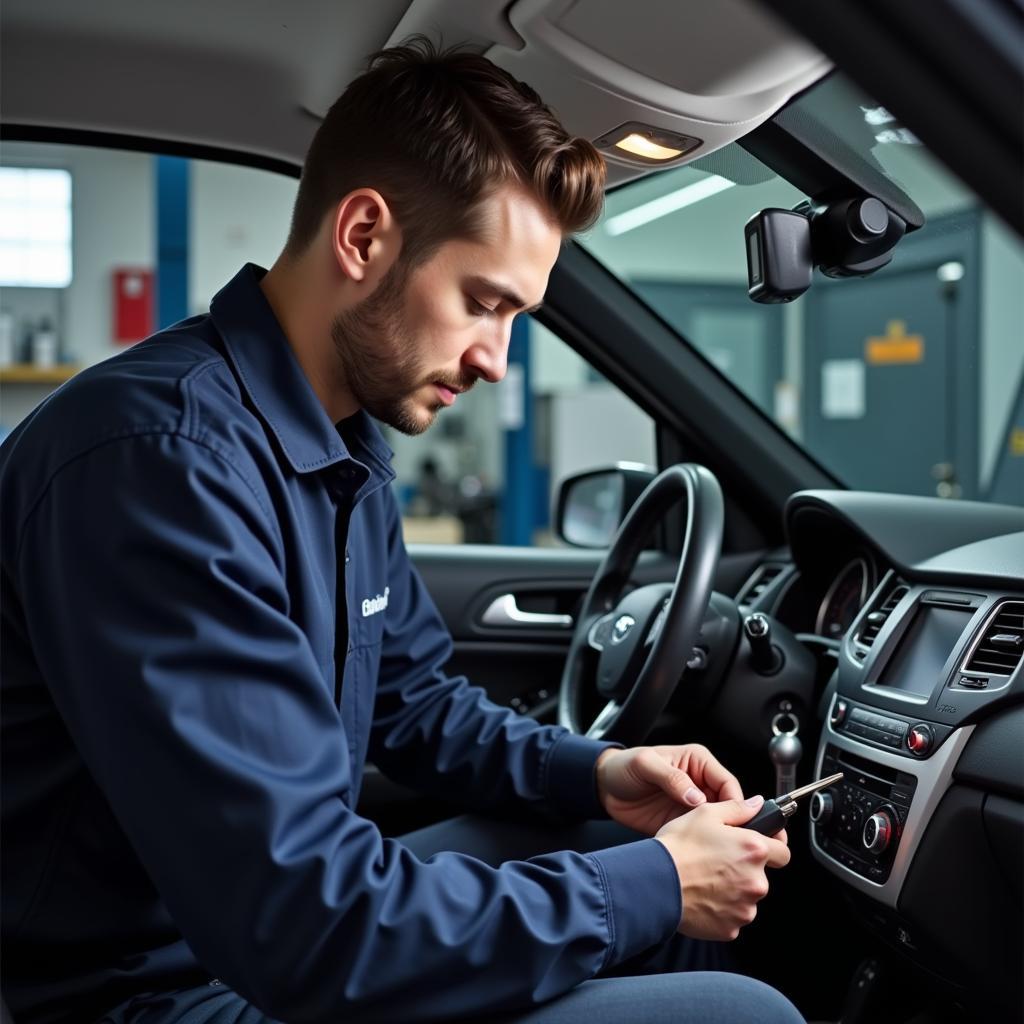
left=614, top=134, right=684, bottom=161
left=593, top=122, right=701, bottom=166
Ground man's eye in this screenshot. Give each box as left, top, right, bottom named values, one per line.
left=469, top=299, right=495, bottom=317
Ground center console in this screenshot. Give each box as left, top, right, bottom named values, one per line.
left=810, top=576, right=1022, bottom=908
left=811, top=701, right=972, bottom=905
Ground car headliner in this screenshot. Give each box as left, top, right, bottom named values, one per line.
left=1, top=0, right=411, bottom=169
left=1, top=0, right=831, bottom=189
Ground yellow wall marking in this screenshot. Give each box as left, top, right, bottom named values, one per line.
left=865, top=320, right=925, bottom=365
left=1011, top=427, right=1024, bottom=457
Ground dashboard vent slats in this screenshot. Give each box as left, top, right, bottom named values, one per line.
left=738, top=563, right=785, bottom=607
left=964, top=602, right=1024, bottom=677
left=856, top=580, right=909, bottom=649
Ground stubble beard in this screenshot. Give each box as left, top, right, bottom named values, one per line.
left=329, top=261, right=441, bottom=436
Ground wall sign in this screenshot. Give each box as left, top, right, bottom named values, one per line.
left=113, top=268, right=154, bottom=343
left=865, top=319, right=924, bottom=365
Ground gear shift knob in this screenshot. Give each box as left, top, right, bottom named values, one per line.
left=744, top=613, right=782, bottom=674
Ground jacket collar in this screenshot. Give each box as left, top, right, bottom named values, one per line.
left=210, top=264, right=394, bottom=480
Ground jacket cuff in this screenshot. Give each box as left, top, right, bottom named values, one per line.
left=543, top=731, right=620, bottom=819
left=588, top=839, right=682, bottom=968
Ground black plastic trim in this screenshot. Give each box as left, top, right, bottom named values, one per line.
left=740, top=116, right=924, bottom=232
left=786, top=490, right=1024, bottom=587
left=897, top=785, right=1023, bottom=1015
left=955, top=703, right=1024, bottom=800
left=1, top=124, right=301, bottom=179
left=759, top=0, right=1024, bottom=235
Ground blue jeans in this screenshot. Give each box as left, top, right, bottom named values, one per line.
left=100, top=814, right=804, bottom=1024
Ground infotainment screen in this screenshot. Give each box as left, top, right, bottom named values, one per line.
left=875, top=606, right=973, bottom=697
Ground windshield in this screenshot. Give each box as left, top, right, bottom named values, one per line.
left=581, top=72, right=1024, bottom=505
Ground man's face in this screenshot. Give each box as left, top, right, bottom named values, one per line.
left=330, top=186, right=562, bottom=435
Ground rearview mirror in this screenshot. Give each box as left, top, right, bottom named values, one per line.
left=745, top=197, right=907, bottom=303
left=555, top=464, right=655, bottom=548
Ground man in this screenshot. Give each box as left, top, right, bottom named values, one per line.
left=0, top=40, right=801, bottom=1024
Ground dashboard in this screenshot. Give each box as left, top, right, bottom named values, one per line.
left=813, top=555, right=873, bottom=639
left=738, top=490, right=1024, bottom=1015
left=766, top=549, right=881, bottom=640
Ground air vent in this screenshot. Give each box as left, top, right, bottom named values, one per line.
left=737, top=563, right=786, bottom=607
left=856, top=580, right=909, bottom=650
left=963, top=601, right=1024, bottom=677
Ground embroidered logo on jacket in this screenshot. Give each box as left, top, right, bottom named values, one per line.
left=362, top=587, right=390, bottom=617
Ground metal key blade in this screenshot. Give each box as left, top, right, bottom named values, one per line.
left=779, top=772, right=844, bottom=804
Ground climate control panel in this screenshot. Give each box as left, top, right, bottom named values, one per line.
left=812, top=744, right=918, bottom=884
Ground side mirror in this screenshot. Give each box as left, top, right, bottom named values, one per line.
left=555, top=464, right=655, bottom=548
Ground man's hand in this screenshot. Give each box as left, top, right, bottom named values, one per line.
left=595, top=744, right=744, bottom=836
left=654, top=796, right=791, bottom=940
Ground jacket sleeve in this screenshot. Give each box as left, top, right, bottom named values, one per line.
left=368, top=487, right=617, bottom=821
left=15, top=433, right=680, bottom=1023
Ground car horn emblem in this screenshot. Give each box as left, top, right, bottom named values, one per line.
left=611, top=614, right=636, bottom=644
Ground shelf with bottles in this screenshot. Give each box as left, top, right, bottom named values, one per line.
left=0, top=308, right=71, bottom=382
left=0, top=364, right=80, bottom=384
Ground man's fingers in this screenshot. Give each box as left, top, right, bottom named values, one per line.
left=717, top=775, right=745, bottom=802
left=708, top=795, right=765, bottom=826
left=634, top=750, right=705, bottom=806
left=764, top=835, right=791, bottom=869
left=681, top=746, right=743, bottom=802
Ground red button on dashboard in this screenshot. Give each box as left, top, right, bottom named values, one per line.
left=907, top=725, right=932, bottom=755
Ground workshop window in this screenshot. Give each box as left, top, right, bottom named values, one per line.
left=0, top=167, right=73, bottom=288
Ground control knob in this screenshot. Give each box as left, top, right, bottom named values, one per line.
left=907, top=724, right=933, bottom=756
left=809, top=790, right=834, bottom=825
left=830, top=699, right=848, bottom=728
left=862, top=808, right=895, bottom=854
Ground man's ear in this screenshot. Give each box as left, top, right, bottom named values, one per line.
left=330, top=189, right=401, bottom=283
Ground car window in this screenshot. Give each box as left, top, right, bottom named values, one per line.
left=390, top=315, right=655, bottom=546
left=0, top=141, right=655, bottom=545
left=581, top=72, right=1024, bottom=505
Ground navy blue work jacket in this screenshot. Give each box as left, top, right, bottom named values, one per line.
left=0, top=265, right=680, bottom=1023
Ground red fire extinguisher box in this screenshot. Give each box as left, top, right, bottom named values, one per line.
left=113, top=268, right=154, bottom=343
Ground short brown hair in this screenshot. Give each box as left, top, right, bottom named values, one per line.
left=285, top=36, right=606, bottom=267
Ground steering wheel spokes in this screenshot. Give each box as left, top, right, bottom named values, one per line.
left=644, top=598, right=671, bottom=648
left=586, top=700, right=622, bottom=739
left=586, top=611, right=619, bottom=652
left=558, top=464, right=724, bottom=745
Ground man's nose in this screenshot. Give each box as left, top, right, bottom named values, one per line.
left=463, top=322, right=512, bottom=384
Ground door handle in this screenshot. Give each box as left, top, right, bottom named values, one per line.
left=480, top=594, right=574, bottom=629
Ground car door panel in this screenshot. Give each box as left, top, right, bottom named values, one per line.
left=409, top=543, right=764, bottom=697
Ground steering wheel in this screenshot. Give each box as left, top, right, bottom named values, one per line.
left=557, top=463, right=724, bottom=746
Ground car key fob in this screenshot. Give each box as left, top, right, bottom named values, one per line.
left=741, top=772, right=843, bottom=835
